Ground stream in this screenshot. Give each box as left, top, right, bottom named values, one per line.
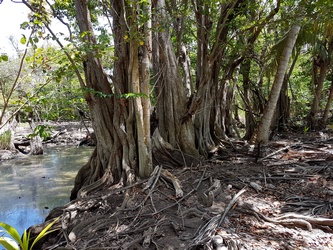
left=0, top=146, right=94, bottom=236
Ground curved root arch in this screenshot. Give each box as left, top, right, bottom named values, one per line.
left=152, top=129, right=201, bottom=167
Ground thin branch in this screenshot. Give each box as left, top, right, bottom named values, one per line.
left=0, top=28, right=34, bottom=125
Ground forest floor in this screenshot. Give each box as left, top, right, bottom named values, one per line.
left=13, top=124, right=333, bottom=249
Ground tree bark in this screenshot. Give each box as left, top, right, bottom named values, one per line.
left=253, top=24, right=300, bottom=143
left=274, top=50, right=298, bottom=132
left=320, top=78, right=333, bottom=127
left=129, top=0, right=153, bottom=178
left=152, top=0, right=200, bottom=164
left=70, top=0, right=152, bottom=199
left=308, top=37, right=333, bottom=129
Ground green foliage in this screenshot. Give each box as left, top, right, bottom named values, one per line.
left=82, top=87, right=149, bottom=100
left=16, top=46, right=89, bottom=121
left=20, top=35, right=27, bottom=45
left=1, top=0, right=331, bottom=135
left=0, top=54, right=8, bottom=62
left=0, top=130, right=11, bottom=150
left=0, top=218, right=59, bottom=250
left=28, top=125, right=53, bottom=140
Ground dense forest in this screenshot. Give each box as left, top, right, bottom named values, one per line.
left=1, top=0, right=333, bottom=249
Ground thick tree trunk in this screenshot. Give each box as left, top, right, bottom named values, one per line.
left=71, top=0, right=152, bottom=199
left=253, top=24, right=300, bottom=143
left=152, top=0, right=200, bottom=165
left=129, top=0, right=153, bottom=178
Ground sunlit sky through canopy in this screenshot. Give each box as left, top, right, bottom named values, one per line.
left=0, top=0, right=68, bottom=57
left=0, top=1, right=30, bottom=55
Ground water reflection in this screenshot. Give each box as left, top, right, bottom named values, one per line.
left=0, top=146, right=93, bottom=236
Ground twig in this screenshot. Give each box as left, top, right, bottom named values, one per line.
left=257, top=144, right=295, bottom=162
left=218, top=187, right=247, bottom=227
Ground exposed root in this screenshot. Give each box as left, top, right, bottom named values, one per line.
left=78, top=168, right=114, bottom=198
left=152, top=129, right=201, bottom=167
left=236, top=204, right=333, bottom=231
left=189, top=187, right=247, bottom=248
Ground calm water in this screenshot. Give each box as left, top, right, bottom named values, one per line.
left=0, top=146, right=93, bottom=236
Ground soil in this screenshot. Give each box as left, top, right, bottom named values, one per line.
left=17, top=127, right=333, bottom=249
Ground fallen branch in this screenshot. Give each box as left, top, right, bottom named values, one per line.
left=257, top=145, right=292, bottom=162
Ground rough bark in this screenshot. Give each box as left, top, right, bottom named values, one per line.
left=129, top=0, right=153, bottom=178
left=320, top=78, right=333, bottom=127
left=252, top=25, right=301, bottom=143
left=152, top=0, right=200, bottom=162
left=71, top=0, right=152, bottom=199
left=308, top=36, right=333, bottom=129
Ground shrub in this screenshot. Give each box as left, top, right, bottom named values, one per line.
left=0, top=130, right=12, bottom=150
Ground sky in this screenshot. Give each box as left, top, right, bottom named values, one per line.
left=0, top=0, right=68, bottom=57
left=0, top=1, right=30, bottom=55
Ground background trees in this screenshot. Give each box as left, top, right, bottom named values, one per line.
left=1, top=0, right=333, bottom=196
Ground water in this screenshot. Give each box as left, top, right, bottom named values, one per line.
left=0, top=146, right=93, bottom=236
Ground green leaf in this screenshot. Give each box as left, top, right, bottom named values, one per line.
left=21, top=230, right=30, bottom=249
left=30, top=218, right=59, bottom=250
left=0, top=54, right=8, bottom=62
left=0, top=222, right=21, bottom=244
left=20, top=35, right=27, bottom=45
left=20, top=21, right=29, bottom=29
left=0, top=237, right=19, bottom=250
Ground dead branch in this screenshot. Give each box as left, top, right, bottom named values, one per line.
left=161, top=168, right=184, bottom=198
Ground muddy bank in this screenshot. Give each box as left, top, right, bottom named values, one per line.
left=0, top=121, right=93, bottom=161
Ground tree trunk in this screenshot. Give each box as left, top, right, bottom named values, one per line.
left=252, top=24, right=300, bottom=143
left=274, top=50, right=298, bottom=132
left=70, top=0, right=152, bottom=200
left=308, top=35, right=333, bottom=129
left=241, top=59, right=257, bottom=140
left=308, top=60, right=330, bottom=129
left=152, top=0, right=200, bottom=165
left=129, top=0, right=153, bottom=178
left=185, top=0, right=244, bottom=156
left=320, top=78, right=333, bottom=127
